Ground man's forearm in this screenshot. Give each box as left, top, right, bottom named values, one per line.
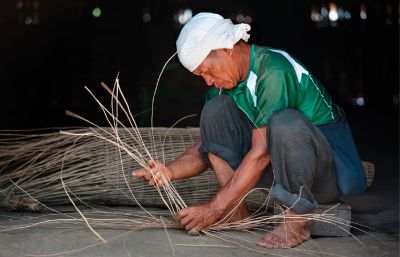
left=166, top=140, right=208, bottom=181
left=210, top=127, right=270, bottom=214
left=210, top=148, right=271, bottom=213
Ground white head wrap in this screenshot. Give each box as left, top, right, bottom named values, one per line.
left=176, top=12, right=251, bottom=72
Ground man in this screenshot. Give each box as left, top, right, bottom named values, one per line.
left=132, top=12, right=367, bottom=248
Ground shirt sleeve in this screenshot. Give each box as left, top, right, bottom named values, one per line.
left=254, top=69, right=298, bottom=127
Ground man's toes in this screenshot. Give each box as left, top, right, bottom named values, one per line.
left=266, top=236, right=281, bottom=249
left=274, top=238, right=286, bottom=248
left=257, top=238, right=275, bottom=248
left=281, top=241, right=291, bottom=249
left=290, top=238, right=298, bottom=247
left=283, top=238, right=302, bottom=249
left=256, top=240, right=269, bottom=248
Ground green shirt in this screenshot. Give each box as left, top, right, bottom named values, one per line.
left=205, top=44, right=337, bottom=127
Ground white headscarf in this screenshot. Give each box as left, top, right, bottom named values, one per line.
left=176, top=12, right=251, bottom=72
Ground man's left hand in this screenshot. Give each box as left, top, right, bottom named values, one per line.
left=176, top=203, right=224, bottom=232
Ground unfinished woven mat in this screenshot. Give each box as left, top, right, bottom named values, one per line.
left=0, top=127, right=266, bottom=211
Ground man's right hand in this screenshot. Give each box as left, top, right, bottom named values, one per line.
left=132, top=160, right=173, bottom=188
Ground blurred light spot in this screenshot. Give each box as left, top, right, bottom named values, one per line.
left=386, top=3, right=394, bottom=25
left=352, top=97, right=365, bottom=106
left=360, top=12, right=367, bottom=20
left=356, top=97, right=365, bottom=106
left=328, top=3, right=339, bottom=21
left=329, top=11, right=338, bottom=21
left=143, top=14, right=151, bottom=22
left=176, top=9, right=192, bottom=25
left=311, top=7, right=323, bottom=22
left=244, top=15, right=252, bottom=23
left=311, top=12, right=323, bottom=22
left=393, top=95, right=399, bottom=106
left=32, top=0, right=40, bottom=10
left=16, top=0, right=23, bottom=10
left=321, top=7, right=328, bottom=17
left=236, top=14, right=252, bottom=24
left=338, top=8, right=344, bottom=19
left=92, top=7, right=101, bottom=18
left=143, top=8, right=151, bottom=23
left=236, top=14, right=244, bottom=23
left=344, top=10, right=352, bottom=19
left=184, top=9, right=192, bottom=20
left=24, top=17, right=32, bottom=25
left=386, top=3, right=393, bottom=16
left=360, top=4, right=367, bottom=20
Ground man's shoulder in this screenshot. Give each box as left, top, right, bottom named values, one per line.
left=253, top=45, right=298, bottom=76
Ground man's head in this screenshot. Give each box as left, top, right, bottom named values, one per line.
left=176, top=12, right=251, bottom=89
left=192, top=45, right=247, bottom=89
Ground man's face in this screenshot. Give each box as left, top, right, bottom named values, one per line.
left=192, top=49, right=240, bottom=90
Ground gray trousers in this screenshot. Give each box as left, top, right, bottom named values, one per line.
left=199, top=95, right=341, bottom=214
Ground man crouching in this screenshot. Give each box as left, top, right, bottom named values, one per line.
left=133, top=12, right=366, bottom=248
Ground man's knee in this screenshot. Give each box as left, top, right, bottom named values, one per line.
left=207, top=152, right=219, bottom=165
left=200, top=95, right=236, bottom=123
left=268, top=109, right=308, bottom=141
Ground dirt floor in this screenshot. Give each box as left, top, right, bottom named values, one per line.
left=0, top=205, right=398, bottom=257
left=0, top=153, right=399, bottom=257
left=0, top=169, right=399, bottom=257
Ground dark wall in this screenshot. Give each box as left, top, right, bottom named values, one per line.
left=0, top=1, right=398, bottom=171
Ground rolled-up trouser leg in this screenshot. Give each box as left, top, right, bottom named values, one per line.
left=268, top=109, right=342, bottom=214
left=198, top=95, right=253, bottom=170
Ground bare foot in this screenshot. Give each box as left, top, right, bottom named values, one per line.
left=257, top=211, right=310, bottom=249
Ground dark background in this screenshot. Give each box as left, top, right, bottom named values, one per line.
left=0, top=0, right=398, bottom=128
left=0, top=0, right=399, bottom=230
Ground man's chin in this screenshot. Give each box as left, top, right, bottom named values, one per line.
left=224, top=84, right=237, bottom=89
left=214, top=83, right=235, bottom=90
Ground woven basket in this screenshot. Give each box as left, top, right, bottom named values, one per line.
left=0, top=127, right=266, bottom=211
left=0, top=128, right=374, bottom=212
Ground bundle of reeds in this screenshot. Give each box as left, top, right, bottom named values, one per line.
left=0, top=127, right=266, bottom=212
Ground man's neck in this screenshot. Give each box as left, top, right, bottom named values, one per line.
left=235, top=41, right=251, bottom=82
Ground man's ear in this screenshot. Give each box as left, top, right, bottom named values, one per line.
left=223, top=48, right=233, bottom=56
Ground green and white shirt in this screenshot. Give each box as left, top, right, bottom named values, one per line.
left=205, top=44, right=337, bottom=127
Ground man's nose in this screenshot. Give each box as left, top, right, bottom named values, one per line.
left=202, top=75, right=214, bottom=86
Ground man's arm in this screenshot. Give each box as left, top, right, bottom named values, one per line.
left=132, top=140, right=208, bottom=186
left=211, top=126, right=270, bottom=212
left=166, top=140, right=208, bottom=181
left=177, top=126, right=271, bottom=231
